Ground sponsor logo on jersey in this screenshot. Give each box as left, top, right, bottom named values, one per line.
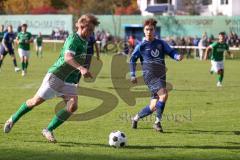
left=151, top=49, right=160, bottom=57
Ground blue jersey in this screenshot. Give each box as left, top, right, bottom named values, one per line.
left=3, top=32, right=15, bottom=49
left=87, top=34, right=96, bottom=55
left=130, top=38, right=179, bottom=77
left=130, top=38, right=180, bottom=97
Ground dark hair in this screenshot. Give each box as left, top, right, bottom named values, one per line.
left=144, top=18, right=157, bottom=28
left=22, top=23, right=28, bottom=27
left=219, top=32, right=225, bottom=35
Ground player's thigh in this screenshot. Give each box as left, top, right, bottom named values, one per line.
left=39, top=46, right=42, bottom=52
left=36, top=73, right=58, bottom=100
left=18, top=49, right=30, bottom=59
left=211, top=60, right=224, bottom=73
left=9, top=50, right=16, bottom=58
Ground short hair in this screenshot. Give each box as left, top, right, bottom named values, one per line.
left=219, top=32, right=225, bottom=36
left=78, top=14, right=100, bottom=27
left=144, top=18, right=157, bottom=28
left=22, top=23, right=28, bottom=27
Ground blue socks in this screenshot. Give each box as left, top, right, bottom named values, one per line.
left=135, top=101, right=165, bottom=122
left=155, top=101, right=165, bottom=122
left=137, top=105, right=153, bottom=119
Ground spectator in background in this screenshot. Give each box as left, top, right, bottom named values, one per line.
left=198, top=32, right=208, bottom=60
left=0, top=25, right=5, bottom=42
left=17, top=25, right=21, bottom=33
left=128, top=35, right=135, bottom=53
left=101, top=30, right=108, bottom=53
left=185, top=37, right=193, bottom=59
left=193, top=35, right=200, bottom=59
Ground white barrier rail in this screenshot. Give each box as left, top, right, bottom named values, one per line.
left=43, top=39, right=65, bottom=43
left=42, top=39, right=240, bottom=51
left=171, top=45, right=240, bottom=51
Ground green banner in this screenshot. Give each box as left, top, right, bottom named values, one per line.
left=96, top=15, right=240, bottom=38
left=0, top=15, right=73, bottom=35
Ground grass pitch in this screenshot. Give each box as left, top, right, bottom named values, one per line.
left=0, top=43, right=240, bottom=160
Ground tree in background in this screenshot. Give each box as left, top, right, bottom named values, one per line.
left=1, top=0, right=139, bottom=15
left=2, top=0, right=51, bottom=14
left=114, top=0, right=140, bottom=15
left=182, top=0, right=201, bottom=15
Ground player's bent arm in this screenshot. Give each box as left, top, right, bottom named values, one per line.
left=15, top=37, right=19, bottom=45
left=204, top=46, right=212, bottom=60
left=64, top=52, right=92, bottom=78
left=2, top=39, right=8, bottom=51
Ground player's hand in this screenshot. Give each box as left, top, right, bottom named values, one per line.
left=79, top=66, right=93, bottom=79
left=83, top=71, right=93, bottom=79
left=178, top=54, right=184, bottom=61
left=131, top=77, right=137, bottom=84
left=5, top=47, right=8, bottom=52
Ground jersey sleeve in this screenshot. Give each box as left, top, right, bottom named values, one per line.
left=210, top=41, right=217, bottom=48
left=64, top=36, right=77, bottom=55
left=129, top=44, right=141, bottom=77
left=3, top=32, right=8, bottom=40
left=162, top=40, right=180, bottom=61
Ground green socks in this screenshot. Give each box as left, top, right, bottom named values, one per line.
left=47, top=108, right=72, bottom=131
left=218, top=72, right=224, bottom=83
left=21, top=62, right=25, bottom=70
left=21, top=61, right=29, bottom=70
left=11, top=102, right=71, bottom=132
left=12, top=102, right=32, bottom=123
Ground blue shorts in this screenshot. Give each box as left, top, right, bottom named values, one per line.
left=0, top=45, right=14, bottom=56
left=142, top=63, right=166, bottom=99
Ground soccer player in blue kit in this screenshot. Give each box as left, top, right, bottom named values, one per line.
left=0, top=25, right=20, bottom=72
left=130, top=18, right=183, bottom=132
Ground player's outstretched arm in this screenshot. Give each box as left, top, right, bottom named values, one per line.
left=204, top=46, right=211, bottom=60
left=162, top=40, right=183, bottom=61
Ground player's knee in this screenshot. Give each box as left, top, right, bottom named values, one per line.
left=68, top=103, right=78, bottom=113
left=26, top=97, right=43, bottom=108
left=67, top=97, right=78, bottom=113
left=159, top=93, right=168, bottom=102
left=218, top=69, right=223, bottom=74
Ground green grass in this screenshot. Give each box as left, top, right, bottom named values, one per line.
left=0, top=43, right=240, bottom=160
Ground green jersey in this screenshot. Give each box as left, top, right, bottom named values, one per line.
left=17, top=32, right=32, bottom=50
left=36, top=36, right=43, bottom=46
left=48, top=33, right=87, bottom=84
left=0, top=31, right=4, bottom=42
left=210, top=41, right=229, bottom=61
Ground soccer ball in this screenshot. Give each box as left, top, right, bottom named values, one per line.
left=109, top=131, right=127, bottom=148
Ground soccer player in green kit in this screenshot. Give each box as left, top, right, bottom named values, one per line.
left=3, top=14, right=100, bottom=143
left=204, top=32, right=230, bottom=87
left=0, top=25, right=5, bottom=42
left=16, top=24, right=33, bottom=76
left=35, top=32, right=43, bottom=58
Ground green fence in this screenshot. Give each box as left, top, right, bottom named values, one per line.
left=96, top=15, right=240, bottom=38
